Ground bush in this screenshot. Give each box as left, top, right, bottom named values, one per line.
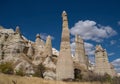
left=15, top=67, right=25, bottom=76
left=33, top=64, right=45, bottom=78
left=0, top=62, right=14, bottom=74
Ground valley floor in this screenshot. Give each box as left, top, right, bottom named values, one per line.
left=0, top=74, right=109, bottom=84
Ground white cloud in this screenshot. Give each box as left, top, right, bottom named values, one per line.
left=89, top=56, right=95, bottom=64
left=84, top=42, right=95, bottom=55
left=40, top=33, right=55, bottom=40
left=118, top=21, right=120, bottom=26
left=112, top=58, right=120, bottom=73
left=70, top=20, right=117, bottom=42
left=70, top=41, right=95, bottom=56
left=108, top=52, right=115, bottom=56
left=70, top=38, right=75, bottom=42
left=110, top=40, right=116, bottom=45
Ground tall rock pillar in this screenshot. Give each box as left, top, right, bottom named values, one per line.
left=94, top=45, right=115, bottom=76
left=42, top=35, right=52, bottom=57
left=56, top=11, right=74, bottom=80
left=74, top=34, right=87, bottom=69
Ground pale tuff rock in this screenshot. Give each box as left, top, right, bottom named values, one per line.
left=14, top=59, right=34, bottom=75
left=74, top=34, right=89, bottom=78
left=43, top=57, right=56, bottom=70
left=56, top=11, right=74, bottom=80
left=34, top=34, right=45, bottom=55
left=52, top=48, right=59, bottom=56
left=27, top=44, right=34, bottom=59
left=42, top=36, right=56, bottom=80
left=0, top=28, right=14, bottom=34
left=43, top=57, right=56, bottom=80
left=32, top=34, right=45, bottom=65
left=42, top=35, right=52, bottom=57
left=0, top=27, right=34, bottom=75
left=117, top=73, right=120, bottom=77
left=74, top=34, right=88, bottom=69
left=94, top=45, right=116, bottom=76
left=43, top=71, right=56, bottom=80
left=35, top=34, right=45, bottom=46
left=15, top=26, right=21, bottom=34
left=110, top=63, right=117, bottom=76
left=0, top=34, right=6, bottom=44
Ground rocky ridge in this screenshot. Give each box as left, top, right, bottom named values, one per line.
left=0, top=26, right=58, bottom=80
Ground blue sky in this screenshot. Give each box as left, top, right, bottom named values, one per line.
left=0, top=0, right=120, bottom=72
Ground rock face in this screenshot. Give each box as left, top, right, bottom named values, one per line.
left=42, top=35, right=52, bottom=57
left=0, top=26, right=57, bottom=79
left=94, top=45, right=116, bottom=76
left=74, top=34, right=88, bottom=69
left=27, top=44, right=34, bottom=59
left=56, top=11, right=74, bottom=80
left=32, top=34, right=45, bottom=65
left=0, top=26, right=34, bottom=75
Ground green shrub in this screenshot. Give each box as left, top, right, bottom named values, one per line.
left=0, top=62, right=14, bottom=74
left=15, top=67, right=25, bottom=76
left=33, top=64, right=45, bottom=78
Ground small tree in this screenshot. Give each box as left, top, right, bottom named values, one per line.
left=0, top=62, right=14, bottom=74
left=15, top=67, right=25, bottom=76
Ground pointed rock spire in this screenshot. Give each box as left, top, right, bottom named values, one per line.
left=15, top=26, right=21, bottom=34
left=95, top=44, right=104, bottom=52
left=56, top=11, right=74, bottom=80
left=36, top=34, right=40, bottom=39
left=35, top=34, right=41, bottom=45
left=42, top=35, right=52, bottom=57
left=74, top=34, right=87, bottom=69
left=35, top=34, right=45, bottom=46
left=95, top=45, right=115, bottom=76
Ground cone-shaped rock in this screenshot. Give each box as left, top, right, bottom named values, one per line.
left=42, top=35, right=52, bottom=57
left=74, top=34, right=87, bottom=69
left=56, top=11, right=74, bottom=80
left=95, top=45, right=116, bottom=76
left=35, top=34, right=44, bottom=46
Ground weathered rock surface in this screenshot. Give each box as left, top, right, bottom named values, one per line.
left=56, top=11, right=74, bottom=80
left=94, top=45, right=116, bottom=76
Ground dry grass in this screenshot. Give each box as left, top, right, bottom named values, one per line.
left=0, top=73, right=109, bottom=84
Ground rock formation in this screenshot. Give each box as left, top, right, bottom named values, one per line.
left=42, top=35, right=56, bottom=80
left=94, top=45, right=116, bottom=76
left=15, top=26, right=21, bottom=34
left=42, top=35, right=52, bottom=57
left=32, top=34, right=45, bottom=65
left=0, top=11, right=117, bottom=81
left=0, top=27, right=34, bottom=75
left=74, top=34, right=88, bottom=69
left=27, top=44, right=34, bottom=59
left=56, top=11, right=74, bottom=80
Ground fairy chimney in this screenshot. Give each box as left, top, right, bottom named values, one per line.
left=56, top=11, right=74, bottom=80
